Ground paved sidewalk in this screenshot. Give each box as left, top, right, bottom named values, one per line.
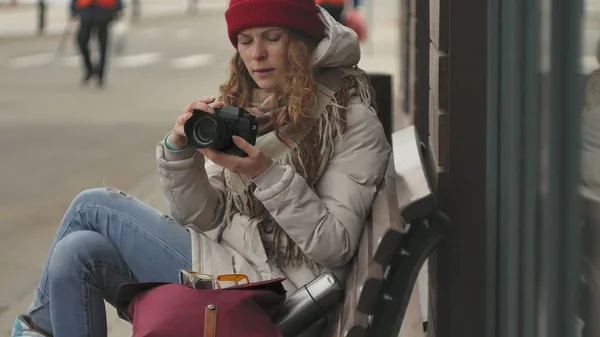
left=0, top=0, right=228, bottom=39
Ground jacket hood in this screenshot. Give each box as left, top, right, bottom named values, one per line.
left=313, top=6, right=362, bottom=68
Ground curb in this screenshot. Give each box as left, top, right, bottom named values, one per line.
left=0, top=6, right=226, bottom=41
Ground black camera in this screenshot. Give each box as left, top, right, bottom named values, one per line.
left=183, top=105, right=258, bottom=157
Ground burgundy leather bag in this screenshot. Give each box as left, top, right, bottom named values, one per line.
left=115, top=278, right=287, bottom=337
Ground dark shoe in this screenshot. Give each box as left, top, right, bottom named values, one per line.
left=81, top=70, right=94, bottom=85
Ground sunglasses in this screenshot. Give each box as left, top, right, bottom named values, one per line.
left=179, top=270, right=250, bottom=290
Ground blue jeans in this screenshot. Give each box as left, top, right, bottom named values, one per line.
left=27, top=188, right=192, bottom=336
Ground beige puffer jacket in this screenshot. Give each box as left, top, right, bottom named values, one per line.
left=155, top=8, right=391, bottom=293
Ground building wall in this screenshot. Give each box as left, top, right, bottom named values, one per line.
left=398, top=0, right=490, bottom=336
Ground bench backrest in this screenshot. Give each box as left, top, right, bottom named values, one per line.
left=321, top=125, right=439, bottom=337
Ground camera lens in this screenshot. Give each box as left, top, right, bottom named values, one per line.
left=191, top=114, right=232, bottom=149
left=193, top=116, right=217, bottom=144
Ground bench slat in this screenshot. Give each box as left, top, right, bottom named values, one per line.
left=325, top=162, right=405, bottom=337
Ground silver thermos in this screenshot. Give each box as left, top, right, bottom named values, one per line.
left=273, top=271, right=344, bottom=336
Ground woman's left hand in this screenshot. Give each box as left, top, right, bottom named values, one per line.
left=198, top=136, right=273, bottom=179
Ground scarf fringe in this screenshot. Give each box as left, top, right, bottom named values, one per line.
left=222, top=68, right=374, bottom=269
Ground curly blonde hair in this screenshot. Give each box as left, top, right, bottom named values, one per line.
left=218, top=32, right=319, bottom=139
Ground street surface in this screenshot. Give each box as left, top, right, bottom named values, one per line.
left=0, top=13, right=233, bottom=331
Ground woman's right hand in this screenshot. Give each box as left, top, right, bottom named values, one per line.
left=168, top=96, right=223, bottom=148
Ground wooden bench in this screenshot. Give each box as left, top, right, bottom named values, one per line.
left=281, top=74, right=451, bottom=337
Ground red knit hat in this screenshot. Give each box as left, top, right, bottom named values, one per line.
left=225, top=0, right=326, bottom=47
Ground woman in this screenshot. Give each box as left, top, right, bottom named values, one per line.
left=12, top=0, right=390, bottom=335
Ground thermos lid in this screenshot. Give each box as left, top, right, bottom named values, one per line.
left=305, top=272, right=344, bottom=312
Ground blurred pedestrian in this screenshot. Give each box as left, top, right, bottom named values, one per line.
left=316, top=0, right=346, bottom=23
left=71, top=0, right=124, bottom=88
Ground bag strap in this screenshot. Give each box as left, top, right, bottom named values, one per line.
left=204, top=304, right=218, bottom=337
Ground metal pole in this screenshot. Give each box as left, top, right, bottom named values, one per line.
left=187, top=0, right=197, bottom=15
left=37, top=0, right=46, bottom=35
left=131, top=0, right=140, bottom=22
left=366, top=0, right=374, bottom=55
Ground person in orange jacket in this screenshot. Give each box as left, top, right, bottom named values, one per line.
left=70, top=0, right=123, bottom=88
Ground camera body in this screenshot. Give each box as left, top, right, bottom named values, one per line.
left=183, top=105, right=258, bottom=157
